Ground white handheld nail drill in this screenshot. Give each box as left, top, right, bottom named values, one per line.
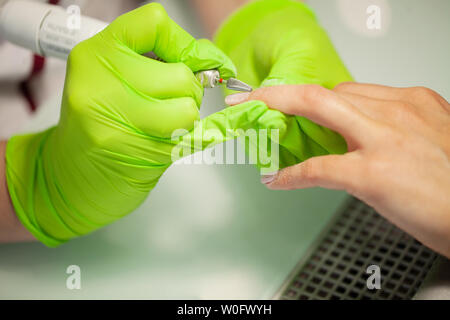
left=0, top=0, right=252, bottom=92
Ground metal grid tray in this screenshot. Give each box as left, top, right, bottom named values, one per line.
left=275, top=197, right=438, bottom=300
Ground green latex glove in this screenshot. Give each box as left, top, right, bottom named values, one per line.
left=215, top=0, right=354, bottom=168
left=5, top=3, right=248, bottom=247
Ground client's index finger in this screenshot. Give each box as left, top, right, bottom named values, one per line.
left=245, top=84, right=377, bottom=144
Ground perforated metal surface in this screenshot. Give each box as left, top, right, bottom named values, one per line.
left=277, top=197, right=438, bottom=300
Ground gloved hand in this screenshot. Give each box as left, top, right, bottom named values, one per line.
left=5, top=3, right=244, bottom=247
left=215, top=0, right=354, bottom=168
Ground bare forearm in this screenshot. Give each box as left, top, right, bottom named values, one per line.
left=0, top=140, right=35, bottom=243
left=189, top=0, right=251, bottom=37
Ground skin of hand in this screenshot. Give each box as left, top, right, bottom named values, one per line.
left=189, top=0, right=251, bottom=37
left=3, top=3, right=240, bottom=247
left=215, top=0, right=353, bottom=170
left=0, top=141, right=35, bottom=243
left=226, top=83, right=450, bottom=258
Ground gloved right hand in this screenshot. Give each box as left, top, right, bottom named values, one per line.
left=4, top=3, right=248, bottom=247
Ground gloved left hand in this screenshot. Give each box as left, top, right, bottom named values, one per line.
left=5, top=3, right=237, bottom=247
left=215, top=0, right=354, bottom=169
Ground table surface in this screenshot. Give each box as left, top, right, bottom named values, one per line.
left=0, top=0, right=449, bottom=299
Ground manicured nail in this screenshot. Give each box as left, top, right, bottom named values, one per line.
left=261, top=172, right=278, bottom=185
left=225, top=92, right=250, bottom=105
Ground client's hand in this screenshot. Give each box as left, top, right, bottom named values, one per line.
left=227, top=83, right=450, bottom=257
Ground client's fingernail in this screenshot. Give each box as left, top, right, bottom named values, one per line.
left=225, top=92, right=250, bottom=105
left=261, top=172, right=278, bottom=185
